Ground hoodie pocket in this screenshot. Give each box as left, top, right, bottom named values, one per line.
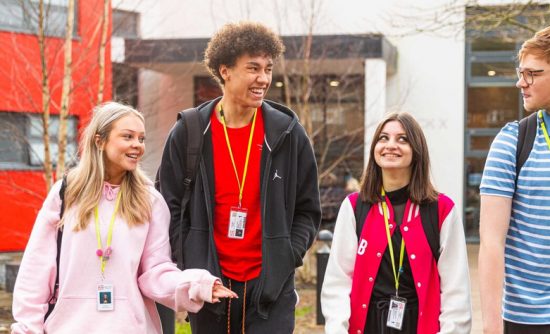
left=44, top=295, right=140, bottom=333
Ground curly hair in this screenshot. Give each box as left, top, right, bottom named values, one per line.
left=518, top=25, right=550, bottom=63
left=204, top=21, right=285, bottom=85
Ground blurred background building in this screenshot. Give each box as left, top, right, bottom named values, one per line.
left=1, top=0, right=548, bottom=252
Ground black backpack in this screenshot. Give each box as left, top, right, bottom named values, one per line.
left=353, top=197, right=440, bottom=262
left=154, top=107, right=203, bottom=334
left=44, top=175, right=67, bottom=321
left=516, top=111, right=538, bottom=180
left=155, top=107, right=203, bottom=268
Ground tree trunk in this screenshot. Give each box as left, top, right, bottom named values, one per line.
left=97, top=0, right=110, bottom=104
left=38, top=0, right=53, bottom=192
left=56, top=0, right=75, bottom=177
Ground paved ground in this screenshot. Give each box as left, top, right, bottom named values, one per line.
left=0, top=244, right=482, bottom=333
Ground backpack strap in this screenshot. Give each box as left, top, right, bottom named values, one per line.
left=516, top=111, right=538, bottom=180
left=353, top=197, right=372, bottom=241
left=173, top=108, right=203, bottom=269
left=419, top=200, right=440, bottom=263
left=45, top=174, right=67, bottom=320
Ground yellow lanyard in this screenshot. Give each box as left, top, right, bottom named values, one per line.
left=381, top=188, right=406, bottom=295
left=94, top=191, right=121, bottom=274
left=219, top=104, right=258, bottom=208
left=538, top=110, right=550, bottom=151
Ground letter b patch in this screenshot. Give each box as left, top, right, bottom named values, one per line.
left=357, top=239, right=368, bottom=255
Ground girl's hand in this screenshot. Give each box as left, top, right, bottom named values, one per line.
left=212, top=280, right=238, bottom=303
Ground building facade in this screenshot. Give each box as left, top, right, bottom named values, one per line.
left=0, top=0, right=112, bottom=251
left=114, top=0, right=550, bottom=242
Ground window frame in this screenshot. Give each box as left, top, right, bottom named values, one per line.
left=0, top=111, right=78, bottom=170
left=0, top=0, right=78, bottom=38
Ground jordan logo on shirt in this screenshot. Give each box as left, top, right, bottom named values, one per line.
left=273, top=170, right=282, bottom=181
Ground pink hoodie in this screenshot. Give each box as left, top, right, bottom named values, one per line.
left=11, top=180, right=218, bottom=334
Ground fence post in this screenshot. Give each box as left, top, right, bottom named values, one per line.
left=316, top=229, right=333, bottom=325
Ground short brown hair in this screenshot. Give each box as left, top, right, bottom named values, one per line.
left=518, top=26, right=550, bottom=63
left=359, top=112, right=438, bottom=204
left=204, top=21, right=285, bottom=85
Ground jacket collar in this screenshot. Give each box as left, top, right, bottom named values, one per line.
left=196, top=97, right=299, bottom=151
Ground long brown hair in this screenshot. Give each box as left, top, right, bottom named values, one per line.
left=359, top=112, right=438, bottom=204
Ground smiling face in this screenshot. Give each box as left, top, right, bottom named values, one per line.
left=97, top=114, right=145, bottom=184
left=516, top=53, right=550, bottom=112
left=374, top=120, right=413, bottom=174
left=219, top=53, right=273, bottom=110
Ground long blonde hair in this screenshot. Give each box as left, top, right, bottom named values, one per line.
left=62, top=102, right=152, bottom=231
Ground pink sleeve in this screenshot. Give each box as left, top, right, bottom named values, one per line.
left=137, top=189, right=218, bottom=313
left=11, top=181, right=63, bottom=334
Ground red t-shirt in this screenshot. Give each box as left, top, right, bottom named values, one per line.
left=211, top=106, right=264, bottom=281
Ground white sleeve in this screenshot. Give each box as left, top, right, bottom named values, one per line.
left=321, top=198, right=358, bottom=334
left=437, top=206, right=472, bottom=334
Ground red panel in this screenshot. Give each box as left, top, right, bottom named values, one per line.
left=0, top=0, right=113, bottom=251
left=0, top=172, right=48, bottom=251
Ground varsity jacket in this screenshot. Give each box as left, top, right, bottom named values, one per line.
left=321, top=193, right=471, bottom=334
left=157, top=97, right=321, bottom=318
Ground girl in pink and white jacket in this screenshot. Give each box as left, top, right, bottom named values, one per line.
left=321, top=112, right=471, bottom=334
left=11, top=102, right=237, bottom=334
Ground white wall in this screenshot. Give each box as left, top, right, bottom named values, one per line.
left=385, top=32, right=466, bottom=210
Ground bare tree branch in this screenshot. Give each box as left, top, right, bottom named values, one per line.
left=38, top=0, right=53, bottom=191
left=97, top=0, right=110, bottom=104
left=56, top=0, right=75, bottom=177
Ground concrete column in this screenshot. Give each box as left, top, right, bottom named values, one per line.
left=364, top=59, right=387, bottom=166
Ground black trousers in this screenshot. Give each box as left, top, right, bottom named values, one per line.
left=504, top=320, right=550, bottom=334
left=364, top=298, right=419, bottom=334
left=189, top=274, right=296, bottom=334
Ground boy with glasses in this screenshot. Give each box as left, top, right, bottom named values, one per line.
left=480, top=26, right=550, bottom=334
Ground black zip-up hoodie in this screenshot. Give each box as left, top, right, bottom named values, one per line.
left=157, top=97, right=321, bottom=319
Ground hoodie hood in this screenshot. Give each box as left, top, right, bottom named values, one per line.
left=195, top=97, right=300, bottom=152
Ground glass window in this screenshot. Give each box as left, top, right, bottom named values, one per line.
left=470, top=61, right=516, bottom=79
left=462, top=3, right=550, bottom=242
left=0, top=0, right=75, bottom=37
left=467, top=87, right=519, bottom=129
left=113, top=63, right=139, bottom=107
left=112, top=9, right=139, bottom=38
left=0, top=113, right=27, bottom=165
left=0, top=1, right=24, bottom=31
left=193, top=77, right=222, bottom=106
left=470, top=135, right=496, bottom=151
left=470, top=38, right=515, bottom=52
left=0, top=112, right=78, bottom=169
left=464, top=157, right=485, bottom=238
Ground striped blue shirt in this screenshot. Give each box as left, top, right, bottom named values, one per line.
left=480, top=110, right=550, bottom=324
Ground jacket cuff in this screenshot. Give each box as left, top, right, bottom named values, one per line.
left=292, top=247, right=303, bottom=267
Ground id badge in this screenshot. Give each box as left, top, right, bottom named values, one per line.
left=228, top=207, right=247, bottom=239
left=97, top=284, right=114, bottom=311
left=386, top=296, right=407, bottom=330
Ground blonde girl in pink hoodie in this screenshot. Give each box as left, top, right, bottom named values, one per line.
left=11, top=102, right=236, bottom=334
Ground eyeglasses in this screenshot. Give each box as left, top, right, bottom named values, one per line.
left=516, top=68, right=544, bottom=85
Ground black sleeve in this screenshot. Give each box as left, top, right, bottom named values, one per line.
left=290, top=127, right=322, bottom=267
left=156, top=120, right=188, bottom=265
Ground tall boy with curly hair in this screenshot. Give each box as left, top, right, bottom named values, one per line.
left=157, top=21, right=321, bottom=333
